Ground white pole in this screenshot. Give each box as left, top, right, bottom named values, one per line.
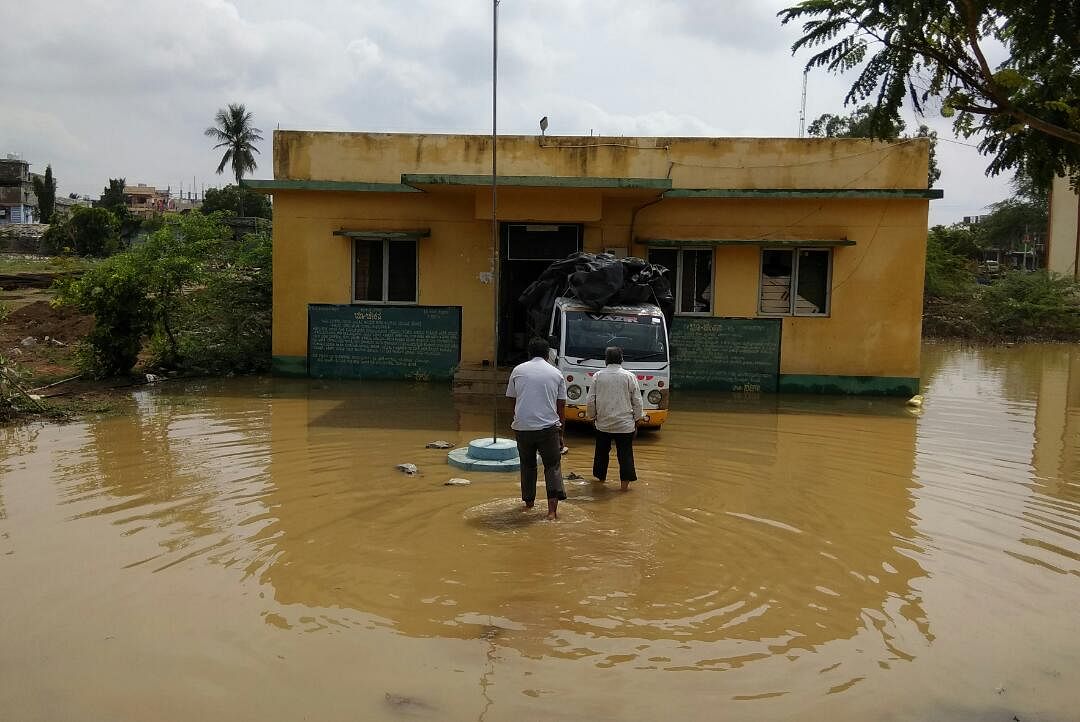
left=491, top=0, right=500, bottom=443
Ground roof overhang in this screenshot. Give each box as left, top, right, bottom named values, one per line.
left=640, top=238, right=856, bottom=248
left=332, top=229, right=430, bottom=240
left=664, top=188, right=943, bottom=200
left=401, top=174, right=672, bottom=190
left=242, top=179, right=421, bottom=194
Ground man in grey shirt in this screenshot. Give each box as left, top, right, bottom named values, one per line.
left=506, top=338, right=567, bottom=520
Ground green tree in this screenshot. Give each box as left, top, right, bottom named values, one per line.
left=779, top=0, right=1080, bottom=189
left=98, top=178, right=126, bottom=212
left=925, top=226, right=976, bottom=298
left=54, top=254, right=151, bottom=378
left=54, top=211, right=272, bottom=377
left=201, top=184, right=272, bottom=219
left=32, top=165, right=56, bottom=224
left=41, top=206, right=121, bottom=257
left=205, top=104, right=263, bottom=216
left=807, top=103, right=941, bottom=186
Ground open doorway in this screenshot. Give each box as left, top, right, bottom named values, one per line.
left=499, top=222, right=582, bottom=365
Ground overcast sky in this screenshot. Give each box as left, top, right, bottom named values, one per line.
left=1, top=0, right=1011, bottom=224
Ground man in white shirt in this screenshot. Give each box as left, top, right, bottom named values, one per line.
left=586, top=346, right=643, bottom=491
left=505, top=338, right=568, bottom=520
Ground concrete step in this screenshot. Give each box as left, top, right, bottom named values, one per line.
left=453, top=364, right=511, bottom=395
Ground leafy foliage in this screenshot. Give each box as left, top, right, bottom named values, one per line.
left=780, top=1, right=1080, bottom=189
left=925, top=226, right=976, bottom=298
left=202, top=184, right=272, bottom=219
left=41, top=206, right=121, bottom=257
left=980, top=271, right=1080, bottom=338
left=97, top=178, right=126, bottom=213
left=807, top=103, right=941, bottom=186
left=32, top=165, right=56, bottom=224
left=205, top=104, right=263, bottom=216
left=54, top=253, right=151, bottom=378
left=53, top=212, right=272, bottom=378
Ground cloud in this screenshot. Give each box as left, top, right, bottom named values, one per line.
left=0, top=0, right=1009, bottom=222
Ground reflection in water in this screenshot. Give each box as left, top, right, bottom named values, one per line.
left=0, top=348, right=1078, bottom=721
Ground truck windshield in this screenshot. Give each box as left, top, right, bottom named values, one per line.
left=563, top=311, right=667, bottom=362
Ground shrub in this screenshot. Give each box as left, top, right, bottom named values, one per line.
left=925, top=228, right=976, bottom=300
left=53, top=211, right=272, bottom=377
left=42, top=206, right=121, bottom=257
left=53, top=254, right=151, bottom=378
left=979, top=271, right=1080, bottom=340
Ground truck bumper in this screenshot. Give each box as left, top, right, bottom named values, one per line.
left=564, top=405, right=668, bottom=429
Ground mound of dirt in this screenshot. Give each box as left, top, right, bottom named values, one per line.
left=4, top=300, right=93, bottom=344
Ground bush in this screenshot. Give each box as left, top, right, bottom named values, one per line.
left=53, top=254, right=151, bottom=378
left=42, top=206, right=121, bottom=257
left=925, top=227, right=976, bottom=300
left=979, top=271, right=1080, bottom=340
left=53, top=211, right=272, bottom=378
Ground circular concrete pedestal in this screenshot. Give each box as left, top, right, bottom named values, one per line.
left=447, top=437, right=521, bottom=472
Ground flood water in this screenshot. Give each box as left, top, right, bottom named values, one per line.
left=1, top=344, right=1078, bottom=721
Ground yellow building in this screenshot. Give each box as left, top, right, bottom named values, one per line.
left=249, top=131, right=940, bottom=396
left=1047, top=176, right=1079, bottom=278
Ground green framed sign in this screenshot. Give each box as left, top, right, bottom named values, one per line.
left=307, top=304, right=462, bottom=381
left=670, top=317, right=781, bottom=392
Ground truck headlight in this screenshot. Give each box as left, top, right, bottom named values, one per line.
left=647, top=389, right=662, bottom=405
left=567, top=385, right=582, bottom=400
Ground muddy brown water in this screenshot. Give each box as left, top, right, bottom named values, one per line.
left=1, top=344, right=1078, bottom=721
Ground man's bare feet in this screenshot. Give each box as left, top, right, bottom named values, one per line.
left=620, top=480, right=630, bottom=492
left=545, top=512, right=557, bottom=521
left=546, top=499, right=559, bottom=519
left=522, top=501, right=534, bottom=511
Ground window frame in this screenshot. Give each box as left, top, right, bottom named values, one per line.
left=756, top=247, right=833, bottom=318
left=352, top=236, right=419, bottom=305
left=648, top=247, right=714, bottom=317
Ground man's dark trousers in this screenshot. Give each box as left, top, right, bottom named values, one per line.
left=592, top=430, right=637, bottom=482
left=515, top=426, right=566, bottom=504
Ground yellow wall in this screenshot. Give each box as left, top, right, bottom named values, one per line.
left=274, top=132, right=929, bottom=191
left=1048, top=176, right=1079, bottom=278
left=268, top=131, right=932, bottom=380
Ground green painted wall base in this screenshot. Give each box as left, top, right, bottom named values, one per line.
left=272, top=355, right=308, bottom=377
left=778, top=374, right=919, bottom=397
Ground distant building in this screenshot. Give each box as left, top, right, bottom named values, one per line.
left=1047, top=176, right=1079, bottom=279
left=123, top=183, right=170, bottom=218
left=962, top=214, right=985, bottom=225
left=0, top=154, right=38, bottom=225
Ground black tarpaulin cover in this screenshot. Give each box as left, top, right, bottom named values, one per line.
left=518, top=252, right=674, bottom=339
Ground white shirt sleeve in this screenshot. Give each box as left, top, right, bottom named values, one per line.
left=505, top=372, right=517, bottom=398
left=629, top=372, right=643, bottom=421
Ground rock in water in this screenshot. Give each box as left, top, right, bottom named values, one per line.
left=425, top=440, right=455, bottom=449
left=565, top=471, right=585, bottom=481
left=444, top=478, right=472, bottom=486
left=396, top=463, right=419, bottom=475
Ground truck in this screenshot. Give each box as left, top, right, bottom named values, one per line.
left=547, top=296, right=671, bottom=429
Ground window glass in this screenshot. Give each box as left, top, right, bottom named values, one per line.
left=564, top=312, right=667, bottom=362
left=647, top=248, right=711, bottom=315
left=795, top=250, right=829, bottom=315
left=681, top=249, right=712, bottom=314
left=354, top=239, right=383, bottom=302
left=387, top=240, right=417, bottom=302
left=759, top=249, right=793, bottom=314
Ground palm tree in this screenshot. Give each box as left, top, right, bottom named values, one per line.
left=204, top=103, right=263, bottom=217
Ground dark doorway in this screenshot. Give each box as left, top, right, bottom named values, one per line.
left=499, top=222, right=582, bottom=365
